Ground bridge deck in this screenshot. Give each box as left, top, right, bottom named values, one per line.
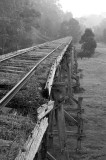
left=0, top=37, right=74, bottom=160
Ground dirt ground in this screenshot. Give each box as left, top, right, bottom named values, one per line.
left=75, top=43, right=106, bottom=160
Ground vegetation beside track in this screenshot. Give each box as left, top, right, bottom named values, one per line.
left=0, top=40, right=70, bottom=160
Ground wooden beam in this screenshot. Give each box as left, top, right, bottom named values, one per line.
left=56, top=103, right=69, bottom=160
left=73, top=47, right=78, bottom=75
left=15, top=118, right=48, bottom=160
left=47, top=151, right=57, bottom=160
left=64, top=110, right=78, bottom=124
left=53, top=130, right=75, bottom=136
left=45, top=39, right=72, bottom=96
left=47, top=111, right=54, bottom=149
left=37, top=101, right=54, bottom=120
left=66, top=56, right=73, bottom=102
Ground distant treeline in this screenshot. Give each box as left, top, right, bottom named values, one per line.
left=0, top=0, right=81, bottom=54
left=93, top=18, right=106, bottom=44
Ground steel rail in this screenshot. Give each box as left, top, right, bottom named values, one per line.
left=0, top=37, right=68, bottom=63
left=0, top=42, right=52, bottom=63
left=0, top=42, right=67, bottom=109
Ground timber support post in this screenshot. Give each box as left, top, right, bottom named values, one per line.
left=41, top=131, right=48, bottom=160
left=51, top=82, right=69, bottom=160
left=65, top=45, right=73, bottom=102
left=73, top=46, right=78, bottom=75
left=72, top=46, right=80, bottom=92
left=47, top=111, right=54, bottom=150
left=76, top=97, right=84, bottom=153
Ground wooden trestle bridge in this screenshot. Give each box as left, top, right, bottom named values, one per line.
left=0, top=37, right=84, bottom=160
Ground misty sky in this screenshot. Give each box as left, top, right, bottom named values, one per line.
left=59, top=0, right=106, bottom=17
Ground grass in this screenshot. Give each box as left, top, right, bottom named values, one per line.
left=0, top=43, right=66, bottom=159
left=0, top=114, right=34, bottom=160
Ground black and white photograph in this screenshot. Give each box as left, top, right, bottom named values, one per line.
left=0, top=0, right=106, bottom=160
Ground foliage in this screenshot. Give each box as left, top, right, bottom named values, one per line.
left=35, top=0, right=63, bottom=38
left=0, top=0, right=82, bottom=54
left=79, top=28, right=97, bottom=58
left=60, top=18, right=81, bottom=42
left=0, top=0, right=42, bottom=54
left=93, top=18, right=106, bottom=43
left=103, top=28, right=106, bottom=43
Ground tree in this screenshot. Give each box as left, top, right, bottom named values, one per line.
left=31, top=0, right=63, bottom=38
left=0, top=0, right=79, bottom=54
left=79, top=28, right=97, bottom=58
left=0, top=0, right=41, bottom=54
left=103, top=28, right=106, bottom=43
left=60, top=18, right=81, bottom=42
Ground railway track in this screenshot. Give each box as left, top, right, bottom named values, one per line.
left=0, top=37, right=71, bottom=107
left=0, top=37, right=73, bottom=160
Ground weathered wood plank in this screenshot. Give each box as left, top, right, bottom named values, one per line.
left=56, top=103, right=69, bottom=160
left=37, top=101, right=54, bottom=120
left=15, top=118, right=48, bottom=160
left=47, top=151, right=57, bottom=160
left=64, top=110, right=78, bottom=124
left=45, top=39, right=72, bottom=96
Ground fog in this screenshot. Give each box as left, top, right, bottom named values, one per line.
left=60, top=0, right=106, bottom=18
left=0, top=0, right=106, bottom=55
